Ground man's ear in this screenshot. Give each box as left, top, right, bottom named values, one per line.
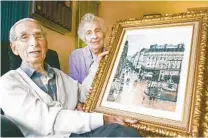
left=10, top=42, right=19, bottom=56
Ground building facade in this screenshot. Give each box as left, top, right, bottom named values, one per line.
left=132, top=43, right=185, bottom=83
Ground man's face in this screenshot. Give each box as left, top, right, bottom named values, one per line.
left=84, top=21, right=104, bottom=54
left=11, top=21, right=47, bottom=66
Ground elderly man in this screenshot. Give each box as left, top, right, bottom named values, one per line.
left=0, top=18, right=140, bottom=137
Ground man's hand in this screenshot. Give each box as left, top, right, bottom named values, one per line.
left=75, top=103, right=84, bottom=111
left=103, top=115, right=138, bottom=127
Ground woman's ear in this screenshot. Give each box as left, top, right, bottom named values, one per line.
left=10, top=42, right=19, bottom=56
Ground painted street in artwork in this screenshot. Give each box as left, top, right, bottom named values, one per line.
left=107, top=39, right=185, bottom=112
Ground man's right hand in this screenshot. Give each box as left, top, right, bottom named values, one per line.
left=103, top=115, right=138, bottom=127
left=76, top=103, right=84, bottom=111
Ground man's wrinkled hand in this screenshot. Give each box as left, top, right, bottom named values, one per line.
left=104, top=115, right=127, bottom=126
left=103, top=115, right=138, bottom=127
left=75, top=103, right=84, bottom=111
left=124, top=118, right=138, bottom=124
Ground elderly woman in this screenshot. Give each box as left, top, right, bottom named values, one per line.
left=69, top=13, right=106, bottom=84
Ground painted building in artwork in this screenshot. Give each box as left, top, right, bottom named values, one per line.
left=131, top=43, right=185, bottom=83
left=115, top=39, right=129, bottom=78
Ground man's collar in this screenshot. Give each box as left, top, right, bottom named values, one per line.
left=20, top=62, right=54, bottom=78
left=20, top=62, right=36, bottom=77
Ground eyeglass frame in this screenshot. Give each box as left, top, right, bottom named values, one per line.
left=14, top=31, right=46, bottom=42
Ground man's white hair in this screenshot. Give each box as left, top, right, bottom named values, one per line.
left=77, top=13, right=105, bottom=43
left=9, top=18, right=44, bottom=43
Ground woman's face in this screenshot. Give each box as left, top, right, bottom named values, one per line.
left=84, top=21, right=104, bottom=55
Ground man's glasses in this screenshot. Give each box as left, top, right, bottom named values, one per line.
left=15, top=32, right=45, bottom=42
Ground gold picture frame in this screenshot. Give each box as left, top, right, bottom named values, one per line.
left=84, top=10, right=208, bottom=137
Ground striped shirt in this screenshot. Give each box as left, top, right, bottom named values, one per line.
left=20, top=62, right=57, bottom=100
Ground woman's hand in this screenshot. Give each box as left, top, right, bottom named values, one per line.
left=96, top=51, right=109, bottom=64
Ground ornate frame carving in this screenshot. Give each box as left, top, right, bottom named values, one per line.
left=84, top=10, right=208, bottom=137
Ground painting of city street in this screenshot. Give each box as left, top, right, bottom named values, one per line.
left=84, top=12, right=208, bottom=136
left=103, top=25, right=193, bottom=113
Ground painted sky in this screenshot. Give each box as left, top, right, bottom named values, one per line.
left=123, top=25, right=193, bottom=56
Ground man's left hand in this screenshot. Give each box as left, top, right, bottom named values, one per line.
left=76, top=103, right=84, bottom=111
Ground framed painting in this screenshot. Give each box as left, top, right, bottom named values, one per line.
left=84, top=10, right=208, bottom=137
left=29, top=1, right=72, bottom=34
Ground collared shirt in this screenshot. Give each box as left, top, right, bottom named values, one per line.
left=89, top=50, right=98, bottom=73
left=20, top=62, right=57, bottom=100
left=69, top=46, right=104, bottom=84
